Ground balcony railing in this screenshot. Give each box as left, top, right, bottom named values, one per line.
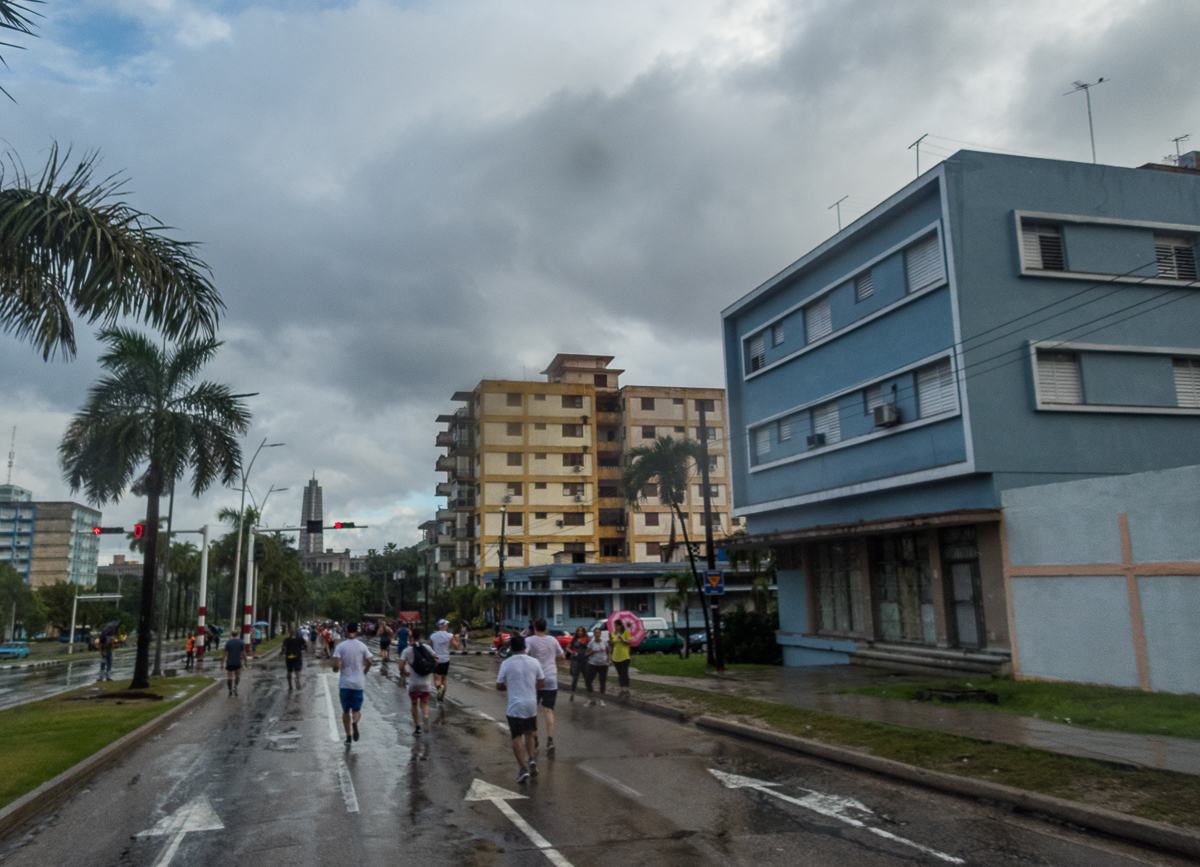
left=436, top=482, right=453, bottom=497
left=435, top=456, right=456, bottom=472
left=454, top=557, right=474, bottom=568
left=435, top=431, right=454, bottom=447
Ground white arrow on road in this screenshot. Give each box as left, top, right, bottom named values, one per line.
left=710, top=770, right=964, bottom=864
left=139, top=796, right=224, bottom=867
left=465, top=779, right=574, bottom=867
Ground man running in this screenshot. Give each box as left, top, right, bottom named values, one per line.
left=429, top=619, right=460, bottom=702
left=378, top=621, right=393, bottom=663
left=283, top=628, right=306, bottom=691
left=331, top=622, right=373, bottom=745
left=222, top=629, right=246, bottom=696
left=525, top=618, right=565, bottom=758
left=495, top=634, right=544, bottom=784
left=399, top=627, right=436, bottom=735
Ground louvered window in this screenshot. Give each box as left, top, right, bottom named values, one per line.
left=778, top=418, right=791, bottom=442
left=1173, top=358, right=1200, bottom=408
left=855, top=270, right=874, bottom=302
left=1155, top=236, right=1198, bottom=281
left=1036, top=352, right=1083, bottom=405
left=749, top=335, right=766, bottom=371
left=772, top=322, right=785, bottom=346
left=805, top=296, right=833, bottom=344
left=917, top=359, right=957, bottom=417
left=864, top=384, right=883, bottom=415
left=1021, top=224, right=1065, bottom=271
left=905, top=234, right=945, bottom=292
left=813, top=402, right=841, bottom=445
left=755, top=427, right=770, bottom=459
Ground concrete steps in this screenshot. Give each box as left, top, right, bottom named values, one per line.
left=849, top=644, right=1011, bottom=677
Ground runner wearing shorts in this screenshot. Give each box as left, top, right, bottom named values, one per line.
left=429, top=619, right=460, bottom=702
left=283, top=628, right=306, bottom=691
left=399, top=627, right=435, bottom=735
left=495, top=634, right=545, bottom=784
left=222, top=630, right=246, bottom=696
left=378, top=622, right=392, bottom=663
left=525, top=618, right=565, bottom=757
left=331, top=623, right=373, bottom=746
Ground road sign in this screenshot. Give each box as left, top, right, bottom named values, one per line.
left=703, top=570, right=725, bottom=596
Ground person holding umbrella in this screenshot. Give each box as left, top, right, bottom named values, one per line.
left=97, top=621, right=118, bottom=682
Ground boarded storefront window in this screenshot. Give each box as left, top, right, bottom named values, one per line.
left=812, top=540, right=863, bottom=635
left=871, top=532, right=936, bottom=644
left=568, top=594, right=609, bottom=620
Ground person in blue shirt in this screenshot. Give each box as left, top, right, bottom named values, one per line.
left=222, top=630, right=246, bottom=696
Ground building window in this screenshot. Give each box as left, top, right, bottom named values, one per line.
left=692, top=427, right=718, bottom=440
left=643, top=482, right=658, bottom=498
left=562, top=482, right=582, bottom=496
left=507, top=542, right=523, bottom=557
left=534, top=482, right=547, bottom=490
left=854, top=269, right=874, bottom=302
left=813, top=540, right=862, bottom=635
left=534, top=422, right=546, bottom=430
left=598, top=508, right=625, bottom=526
left=674, top=426, right=684, bottom=433
left=506, top=392, right=522, bottom=407
left=534, top=452, right=546, bottom=460
left=598, top=482, right=619, bottom=497
left=645, top=542, right=661, bottom=557
left=905, top=233, right=946, bottom=291
left=507, top=511, right=522, bottom=527
left=695, top=398, right=716, bottom=413
left=507, top=452, right=523, bottom=466
left=506, top=422, right=522, bottom=436
left=506, top=482, right=523, bottom=496
left=562, top=513, right=585, bottom=526
left=536, top=542, right=548, bottom=549
left=917, top=358, right=956, bottom=417
left=644, top=512, right=660, bottom=526
left=1155, top=235, right=1198, bottom=281
left=864, top=384, right=883, bottom=415
left=1173, top=358, right=1200, bottom=407
left=804, top=296, right=832, bottom=344
left=623, top=593, right=649, bottom=612
left=749, top=335, right=766, bottom=371
left=673, top=397, right=684, bottom=405
left=755, top=427, right=770, bottom=458
left=707, top=455, right=718, bottom=472
left=534, top=511, right=547, bottom=519
left=594, top=374, right=608, bottom=387
left=563, top=453, right=584, bottom=466
left=771, top=323, right=784, bottom=346
left=1036, top=352, right=1083, bottom=404
left=696, top=484, right=719, bottom=498
left=642, top=426, right=656, bottom=439
left=562, top=395, right=583, bottom=409
left=812, top=401, right=841, bottom=446
left=562, top=424, right=583, bottom=437
left=640, top=397, right=655, bottom=410
left=534, top=393, right=546, bottom=401
left=1021, top=223, right=1065, bottom=271
left=568, top=594, right=608, bottom=619
left=598, top=452, right=621, bottom=468
left=602, top=542, right=625, bottom=557
left=699, top=512, right=721, bottom=527
left=778, top=418, right=791, bottom=442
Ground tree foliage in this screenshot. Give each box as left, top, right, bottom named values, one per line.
left=0, top=562, right=46, bottom=637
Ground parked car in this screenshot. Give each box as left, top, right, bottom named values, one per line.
left=688, top=631, right=708, bottom=654
left=493, top=628, right=570, bottom=658
left=0, top=641, right=30, bottom=659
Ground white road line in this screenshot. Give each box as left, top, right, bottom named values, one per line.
left=496, top=722, right=510, bottom=733
left=338, top=759, right=360, bottom=813
left=476, top=711, right=495, bottom=720
left=141, top=797, right=224, bottom=867
left=466, top=780, right=573, bottom=867
left=321, top=676, right=340, bottom=743
left=578, top=765, right=642, bottom=799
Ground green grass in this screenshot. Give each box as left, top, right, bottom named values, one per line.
left=629, top=680, right=1200, bottom=828
left=0, top=677, right=212, bottom=809
left=845, top=677, right=1200, bottom=741
left=630, top=654, right=777, bottom=679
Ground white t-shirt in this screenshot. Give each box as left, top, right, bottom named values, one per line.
left=525, top=634, right=564, bottom=690
left=586, top=639, right=609, bottom=667
left=332, top=638, right=373, bottom=690
left=430, top=630, right=454, bottom=662
left=400, top=643, right=435, bottom=694
left=496, top=653, right=544, bottom=718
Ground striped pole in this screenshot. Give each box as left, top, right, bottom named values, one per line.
left=195, top=525, right=209, bottom=658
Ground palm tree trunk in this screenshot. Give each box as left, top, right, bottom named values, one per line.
left=673, top=506, right=713, bottom=666
left=130, top=466, right=162, bottom=689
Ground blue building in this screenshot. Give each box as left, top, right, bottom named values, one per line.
left=0, top=485, right=35, bottom=583
left=721, top=150, right=1200, bottom=675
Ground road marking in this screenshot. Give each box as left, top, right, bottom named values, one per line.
left=496, top=722, right=510, bottom=733
left=338, top=759, right=360, bottom=813
left=321, top=676, right=340, bottom=743
left=465, top=779, right=573, bottom=867
left=140, top=796, right=224, bottom=867
left=709, top=770, right=963, bottom=864
left=578, top=764, right=642, bottom=799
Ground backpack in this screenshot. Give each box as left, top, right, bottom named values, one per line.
left=409, top=643, right=436, bottom=676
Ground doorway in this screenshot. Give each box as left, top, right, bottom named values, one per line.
left=870, top=532, right=936, bottom=645
left=940, top=526, right=985, bottom=649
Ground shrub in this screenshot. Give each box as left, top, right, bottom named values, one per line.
left=720, top=604, right=781, bottom=665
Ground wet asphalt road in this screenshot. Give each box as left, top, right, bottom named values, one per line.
left=0, top=644, right=1191, bottom=867
left=0, top=649, right=189, bottom=712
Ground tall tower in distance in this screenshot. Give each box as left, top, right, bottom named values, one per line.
left=300, top=476, right=323, bottom=553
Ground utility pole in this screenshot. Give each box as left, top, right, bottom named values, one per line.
left=697, top=404, right=725, bottom=672
left=908, top=133, right=928, bottom=177
left=828, top=195, right=849, bottom=231
left=1066, top=78, right=1107, bottom=163
left=229, top=438, right=284, bottom=635
left=497, top=505, right=507, bottom=631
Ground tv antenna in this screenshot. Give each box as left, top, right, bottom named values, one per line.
left=6, top=427, right=14, bottom=484
left=908, top=134, right=928, bottom=177
left=1065, top=78, right=1107, bottom=163
left=1171, top=134, right=1191, bottom=163
left=828, top=195, right=849, bottom=231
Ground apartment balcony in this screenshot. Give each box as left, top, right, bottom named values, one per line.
left=452, top=497, right=477, bottom=510
left=454, top=557, right=474, bottom=568
left=436, top=431, right=454, bottom=447
left=438, top=534, right=454, bottom=546
left=437, top=560, right=454, bottom=572
left=595, top=410, right=622, bottom=426
left=435, top=455, right=457, bottom=472
left=436, top=509, right=455, bottom=521
left=454, top=466, right=477, bottom=480
left=436, top=482, right=453, bottom=497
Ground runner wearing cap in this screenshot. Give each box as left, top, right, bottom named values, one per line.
left=428, top=619, right=460, bottom=702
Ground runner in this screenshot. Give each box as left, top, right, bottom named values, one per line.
left=378, top=621, right=393, bottom=663
left=495, top=634, right=544, bottom=784
left=222, top=629, right=246, bottom=696
left=525, top=618, right=565, bottom=757
left=611, top=618, right=633, bottom=700
left=583, top=626, right=609, bottom=707
left=395, top=619, right=410, bottom=655
left=429, top=619, right=460, bottom=702
left=283, top=628, right=306, bottom=691
left=331, top=622, right=373, bottom=746
left=398, top=627, right=436, bottom=735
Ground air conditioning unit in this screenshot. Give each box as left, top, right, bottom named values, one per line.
left=873, top=403, right=901, bottom=427
left=556, top=520, right=564, bottom=527
left=502, top=495, right=512, bottom=503
left=574, top=495, right=584, bottom=502
left=572, top=465, right=583, bottom=473
left=806, top=433, right=826, bottom=449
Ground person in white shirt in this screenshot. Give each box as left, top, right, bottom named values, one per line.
left=429, top=619, right=460, bottom=702
left=331, top=622, right=373, bottom=746
left=524, top=618, right=565, bottom=758
left=496, top=634, right=545, bottom=784
left=584, top=626, right=610, bottom=707
left=399, top=626, right=436, bottom=735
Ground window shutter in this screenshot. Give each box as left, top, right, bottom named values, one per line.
left=917, top=359, right=956, bottom=417
left=805, top=296, right=832, bottom=344
left=749, top=335, right=766, bottom=371
left=778, top=418, right=791, bottom=442
left=855, top=270, right=874, bottom=301
left=1036, top=352, right=1083, bottom=404
left=813, top=402, right=841, bottom=445
left=755, top=427, right=770, bottom=458
left=905, top=234, right=945, bottom=292
left=864, top=384, right=883, bottom=414
left=772, top=322, right=785, bottom=346
left=1022, top=224, right=1064, bottom=271
left=1173, top=358, right=1200, bottom=408
left=1155, top=236, right=1198, bottom=281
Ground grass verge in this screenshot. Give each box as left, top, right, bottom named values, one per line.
left=629, top=679, right=1200, bottom=828
left=0, top=676, right=211, bottom=810
left=846, top=677, right=1200, bottom=741
left=630, top=655, right=776, bottom=678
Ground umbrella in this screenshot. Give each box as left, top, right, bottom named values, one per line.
left=99, top=620, right=121, bottom=638
left=253, top=621, right=270, bottom=627
left=607, top=611, right=646, bottom=647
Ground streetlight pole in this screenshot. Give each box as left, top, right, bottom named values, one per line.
left=497, top=505, right=507, bottom=631
left=229, top=439, right=283, bottom=635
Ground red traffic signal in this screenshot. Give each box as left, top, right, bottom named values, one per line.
left=94, top=527, right=125, bottom=535
left=333, top=521, right=357, bottom=529
left=133, top=524, right=144, bottom=538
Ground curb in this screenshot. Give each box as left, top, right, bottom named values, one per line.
left=0, top=679, right=221, bottom=841
left=618, top=696, right=689, bottom=722
left=695, top=715, right=1200, bottom=861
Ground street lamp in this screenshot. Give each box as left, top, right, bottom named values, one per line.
left=253, top=485, right=289, bottom=528
left=229, top=438, right=284, bottom=634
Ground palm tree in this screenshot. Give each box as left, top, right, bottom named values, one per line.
left=1, top=145, right=223, bottom=359
left=59, top=328, right=251, bottom=689
left=0, top=0, right=39, bottom=101
left=620, top=436, right=714, bottom=662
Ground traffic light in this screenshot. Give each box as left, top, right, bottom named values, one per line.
left=133, top=524, right=145, bottom=538
left=93, top=526, right=125, bottom=535
left=333, top=521, right=357, bottom=529
left=253, top=541, right=265, bottom=562
left=306, top=519, right=323, bottom=534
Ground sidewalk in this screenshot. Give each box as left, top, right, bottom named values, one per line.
left=629, top=663, right=1200, bottom=775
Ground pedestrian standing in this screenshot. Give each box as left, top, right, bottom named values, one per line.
left=185, top=634, right=196, bottom=671
left=429, top=619, right=460, bottom=702
left=525, top=618, right=565, bottom=757
left=460, top=621, right=469, bottom=650
left=611, top=619, right=633, bottom=700
left=495, top=634, right=545, bottom=785
left=331, top=622, right=373, bottom=746
left=379, top=621, right=393, bottom=663
left=98, top=633, right=114, bottom=681
left=222, top=629, right=246, bottom=696
left=283, top=628, right=306, bottom=691
left=583, top=626, right=609, bottom=707
left=399, top=627, right=437, bottom=735
left=566, top=627, right=588, bottom=701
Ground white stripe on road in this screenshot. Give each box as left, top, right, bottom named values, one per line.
left=578, top=764, right=642, bottom=799
left=338, top=759, right=360, bottom=813
left=493, top=800, right=574, bottom=867
left=321, top=675, right=340, bottom=743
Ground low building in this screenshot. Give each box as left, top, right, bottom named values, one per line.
left=28, top=501, right=101, bottom=587
left=303, top=548, right=366, bottom=576
left=96, top=554, right=144, bottom=586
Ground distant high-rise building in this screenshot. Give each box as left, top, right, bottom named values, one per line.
left=299, top=476, right=323, bottom=553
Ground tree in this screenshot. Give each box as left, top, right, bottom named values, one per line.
left=0, top=0, right=39, bottom=101
left=59, top=329, right=250, bottom=688
left=34, top=579, right=75, bottom=630
left=0, top=562, right=46, bottom=638
left=620, top=436, right=714, bottom=661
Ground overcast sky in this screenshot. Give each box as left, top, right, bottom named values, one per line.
left=1, top=0, right=1195, bottom=562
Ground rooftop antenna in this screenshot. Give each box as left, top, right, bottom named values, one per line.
left=828, top=195, right=849, bottom=231
left=5, top=427, right=13, bottom=485
left=908, top=134, right=928, bottom=177
left=1171, top=134, right=1191, bottom=163
left=1065, top=78, right=1107, bottom=163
